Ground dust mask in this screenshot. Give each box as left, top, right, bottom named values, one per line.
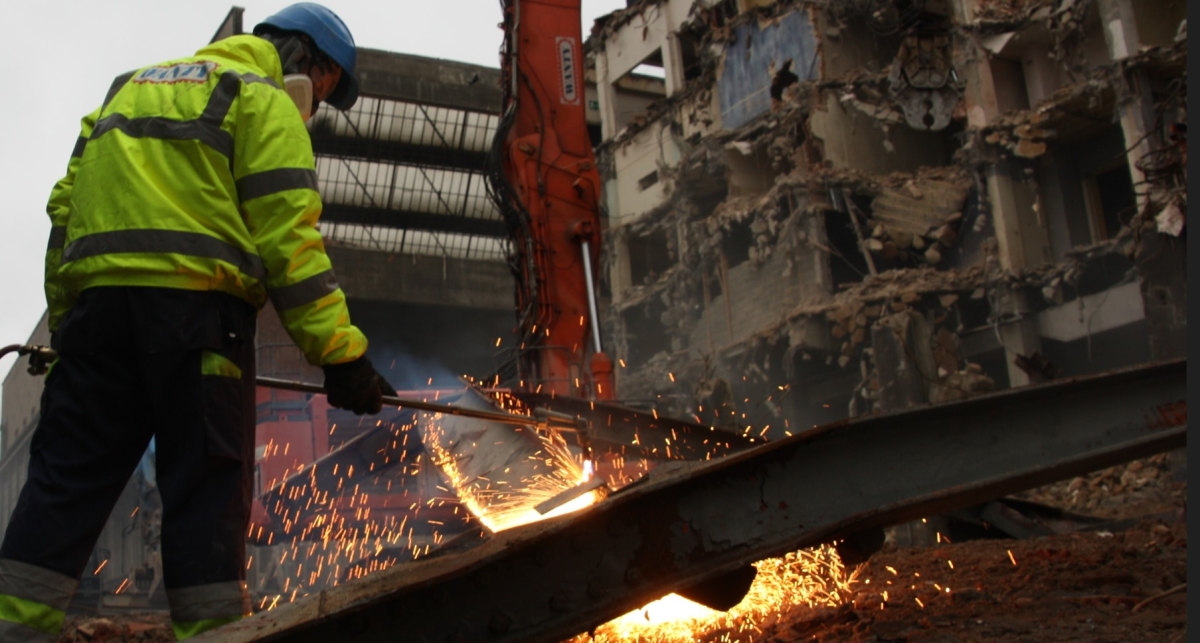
left=284, top=74, right=314, bottom=122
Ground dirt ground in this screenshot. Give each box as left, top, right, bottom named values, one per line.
left=58, top=455, right=1186, bottom=643
left=58, top=614, right=173, bottom=643
left=756, top=453, right=1188, bottom=643
left=764, top=516, right=1187, bottom=643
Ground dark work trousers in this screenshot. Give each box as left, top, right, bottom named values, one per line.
left=0, top=286, right=257, bottom=593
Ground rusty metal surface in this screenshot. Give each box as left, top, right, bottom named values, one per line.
left=200, top=359, right=1186, bottom=643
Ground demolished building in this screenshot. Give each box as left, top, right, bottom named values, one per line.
left=588, top=0, right=1186, bottom=439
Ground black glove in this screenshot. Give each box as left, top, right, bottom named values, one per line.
left=322, top=357, right=397, bottom=415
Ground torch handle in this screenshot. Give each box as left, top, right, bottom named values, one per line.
left=256, top=376, right=545, bottom=427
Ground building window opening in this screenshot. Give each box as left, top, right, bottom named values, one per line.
left=638, top=170, right=660, bottom=191
left=770, top=59, right=800, bottom=102
left=954, top=294, right=992, bottom=332
left=631, top=48, right=666, bottom=80
left=621, top=299, right=670, bottom=365
left=987, top=57, right=1031, bottom=115
left=1038, top=126, right=1131, bottom=254
left=632, top=62, right=665, bottom=79
left=1084, top=163, right=1136, bottom=241
left=822, top=209, right=870, bottom=287
left=628, top=228, right=674, bottom=285
left=720, top=218, right=755, bottom=268
left=608, top=49, right=668, bottom=133
left=678, top=31, right=704, bottom=82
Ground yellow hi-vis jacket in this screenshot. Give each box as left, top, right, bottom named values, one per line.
left=44, top=35, right=366, bottom=366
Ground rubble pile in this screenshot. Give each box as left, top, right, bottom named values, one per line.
left=1018, top=453, right=1187, bottom=519
left=759, top=516, right=1187, bottom=643
left=552, top=453, right=1187, bottom=643
left=59, top=615, right=172, bottom=643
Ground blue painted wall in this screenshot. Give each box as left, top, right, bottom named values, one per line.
left=718, top=11, right=820, bottom=130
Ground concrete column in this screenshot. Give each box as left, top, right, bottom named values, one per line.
left=960, top=41, right=1004, bottom=129
left=990, top=284, right=1042, bottom=388
left=987, top=158, right=1053, bottom=272
left=1019, top=44, right=1060, bottom=105
left=1097, top=0, right=1186, bottom=360
left=1114, top=69, right=1160, bottom=212
left=608, top=231, right=634, bottom=307
left=998, top=319, right=1042, bottom=388
left=1134, top=232, right=1187, bottom=359
left=1099, top=0, right=1159, bottom=210
left=595, top=52, right=619, bottom=141
left=949, top=0, right=981, bottom=22
left=868, top=309, right=939, bottom=550
left=1097, top=0, right=1140, bottom=61
left=870, top=311, right=935, bottom=411
left=1115, top=69, right=1186, bottom=359
left=1098, top=1, right=1188, bottom=481
left=662, top=33, right=686, bottom=97
left=964, top=10, right=1053, bottom=273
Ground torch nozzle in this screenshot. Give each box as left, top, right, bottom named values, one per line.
left=1, top=344, right=58, bottom=376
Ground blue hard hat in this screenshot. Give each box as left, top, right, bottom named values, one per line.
left=255, top=3, right=359, bottom=110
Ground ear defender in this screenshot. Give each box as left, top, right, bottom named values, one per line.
left=283, top=74, right=314, bottom=121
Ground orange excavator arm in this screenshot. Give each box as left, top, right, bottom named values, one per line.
left=488, top=0, right=613, bottom=400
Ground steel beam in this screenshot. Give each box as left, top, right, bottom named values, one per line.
left=320, top=204, right=507, bottom=238
left=511, top=392, right=756, bottom=459
left=356, top=49, right=502, bottom=114
left=198, top=359, right=1186, bottom=643
left=310, top=134, right=489, bottom=173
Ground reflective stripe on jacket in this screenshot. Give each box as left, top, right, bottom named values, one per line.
left=46, top=35, right=366, bottom=366
left=167, top=581, right=250, bottom=640
left=0, top=559, right=77, bottom=642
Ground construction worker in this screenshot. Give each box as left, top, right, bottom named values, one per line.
left=0, top=4, right=395, bottom=640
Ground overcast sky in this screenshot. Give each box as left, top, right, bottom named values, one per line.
left=0, top=0, right=627, bottom=387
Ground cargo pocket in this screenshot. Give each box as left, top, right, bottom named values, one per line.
left=200, top=349, right=245, bottom=463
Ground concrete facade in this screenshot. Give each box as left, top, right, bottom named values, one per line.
left=588, top=0, right=1185, bottom=434
left=328, top=246, right=512, bottom=311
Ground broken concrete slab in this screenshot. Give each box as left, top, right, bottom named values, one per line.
left=871, top=169, right=972, bottom=238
